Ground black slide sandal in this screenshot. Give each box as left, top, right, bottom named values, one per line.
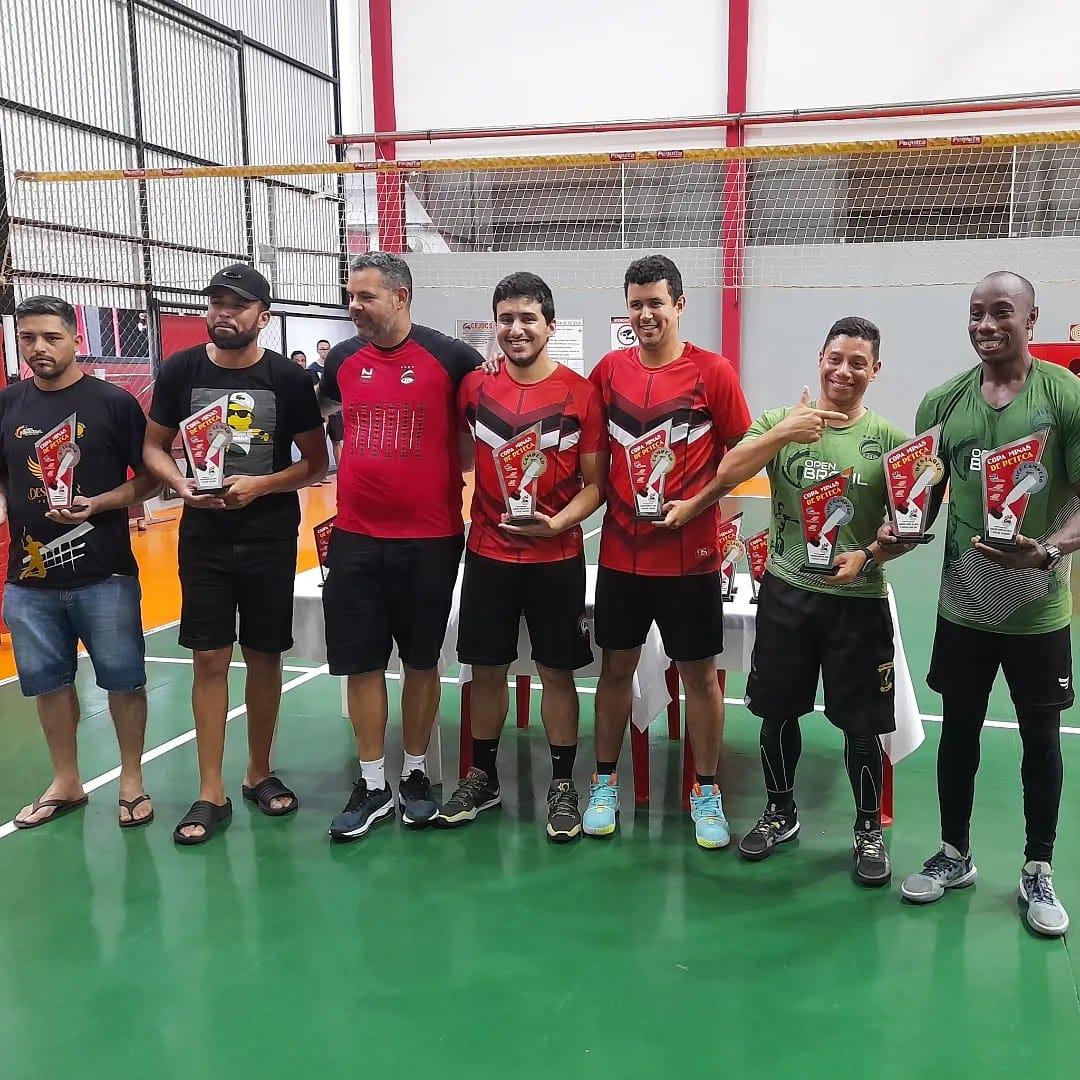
left=173, top=799, right=232, bottom=846
left=119, top=794, right=154, bottom=829
left=242, top=776, right=299, bottom=817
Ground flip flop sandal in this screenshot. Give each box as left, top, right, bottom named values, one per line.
left=173, top=799, right=232, bottom=846
left=242, top=776, right=299, bottom=817
left=119, top=794, right=154, bottom=829
left=13, top=795, right=89, bottom=830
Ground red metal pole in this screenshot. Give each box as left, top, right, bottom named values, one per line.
left=368, top=0, right=405, bottom=253
left=721, top=0, right=750, bottom=378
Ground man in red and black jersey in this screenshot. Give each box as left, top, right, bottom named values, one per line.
left=319, top=253, right=482, bottom=842
left=583, top=255, right=751, bottom=848
left=435, top=272, right=607, bottom=842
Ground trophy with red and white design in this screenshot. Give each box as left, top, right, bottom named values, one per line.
left=744, top=528, right=770, bottom=603
left=799, top=472, right=854, bottom=575
left=35, top=413, right=81, bottom=510
left=716, top=511, right=744, bottom=602
left=313, top=515, right=336, bottom=584
left=496, top=425, right=547, bottom=525
left=980, top=429, right=1049, bottom=549
left=884, top=425, right=945, bottom=544
left=181, top=395, right=232, bottom=494
left=626, top=424, right=675, bottom=520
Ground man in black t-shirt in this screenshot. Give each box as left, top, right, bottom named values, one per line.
left=144, top=264, right=327, bottom=846
left=0, top=295, right=160, bottom=830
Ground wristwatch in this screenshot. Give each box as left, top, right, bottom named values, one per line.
left=858, top=546, right=877, bottom=576
left=1042, top=544, right=1064, bottom=571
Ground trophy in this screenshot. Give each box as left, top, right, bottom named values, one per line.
left=626, top=423, right=676, bottom=520
left=181, top=395, right=233, bottom=494
left=884, top=425, right=945, bottom=544
left=716, top=511, right=743, bottom=602
left=496, top=424, right=547, bottom=525
left=744, top=529, right=770, bottom=603
left=35, top=413, right=81, bottom=510
left=799, top=471, right=854, bottom=575
left=980, top=429, right=1049, bottom=549
left=313, top=516, right=336, bottom=585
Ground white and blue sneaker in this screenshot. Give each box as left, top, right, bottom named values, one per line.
left=900, top=845, right=977, bottom=903
left=1019, top=861, right=1070, bottom=937
left=583, top=774, right=619, bottom=837
left=690, top=783, right=731, bottom=849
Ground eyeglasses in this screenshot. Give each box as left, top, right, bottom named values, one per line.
left=229, top=408, right=252, bottom=419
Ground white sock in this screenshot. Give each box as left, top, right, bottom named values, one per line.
left=942, top=842, right=965, bottom=860
left=401, top=751, right=426, bottom=779
left=360, top=756, right=386, bottom=791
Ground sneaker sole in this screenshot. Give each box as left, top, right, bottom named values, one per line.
left=696, top=833, right=732, bottom=850
left=399, top=802, right=439, bottom=829
left=853, top=865, right=893, bottom=888
left=583, top=811, right=618, bottom=837
left=738, top=819, right=800, bottom=862
left=328, top=799, right=395, bottom=843
left=900, top=864, right=978, bottom=903
left=1017, top=886, right=1070, bottom=937
left=546, top=822, right=582, bottom=844
left=430, top=795, right=502, bottom=829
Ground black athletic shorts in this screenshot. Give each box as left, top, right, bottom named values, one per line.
left=745, top=572, right=896, bottom=735
left=178, top=534, right=298, bottom=653
left=326, top=412, right=344, bottom=443
left=928, top=616, right=1074, bottom=709
left=457, top=551, right=592, bottom=670
left=594, top=565, right=724, bottom=662
left=322, top=529, right=463, bottom=675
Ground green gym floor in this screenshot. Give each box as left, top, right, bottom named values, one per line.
left=1, top=496, right=1078, bottom=1077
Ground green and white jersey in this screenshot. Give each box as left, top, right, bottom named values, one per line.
left=915, top=359, right=1080, bottom=635
left=741, top=406, right=908, bottom=599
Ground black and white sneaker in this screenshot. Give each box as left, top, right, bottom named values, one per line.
left=546, top=780, right=582, bottom=843
left=328, top=780, right=394, bottom=843
left=432, top=767, right=501, bottom=828
left=853, top=828, right=891, bottom=887
left=738, top=803, right=800, bottom=861
left=398, top=769, right=438, bottom=829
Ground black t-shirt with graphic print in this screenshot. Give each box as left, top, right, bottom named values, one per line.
left=0, top=374, right=144, bottom=588
left=149, top=346, right=323, bottom=543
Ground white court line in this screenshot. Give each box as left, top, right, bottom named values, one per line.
left=0, top=664, right=328, bottom=842
left=583, top=525, right=603, bottom=540
left=145, top=656, right=316, bottom=674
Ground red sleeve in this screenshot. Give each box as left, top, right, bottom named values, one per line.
left=705, top=356, right=751, bottom=447
left=457, top=370, right=480, bottom=435
left=578, top=382, right=606, bottom=454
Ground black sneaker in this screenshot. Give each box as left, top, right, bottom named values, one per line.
left=328, top=780, right=394, bottom=843
left=738, top=803, right=800, bottom=861
left=432, top=767, right=501, bottom=828
left=398, top=769, right=438, bottom=829
left=853, top=828, right=891, bottom=886
left=546, top=780, right=582, bottom=843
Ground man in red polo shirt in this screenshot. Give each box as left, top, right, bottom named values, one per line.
left=435, top=272, right=606, bottom=842
left=584, top=255, right=751, bottom=848
left=320, top=253, right=482, bottom=842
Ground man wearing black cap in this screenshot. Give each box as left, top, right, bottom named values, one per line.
left=144, top=264, right=327, bottom=845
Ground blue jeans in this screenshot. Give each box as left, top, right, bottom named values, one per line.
left=3, top=576, right=146, bottom=698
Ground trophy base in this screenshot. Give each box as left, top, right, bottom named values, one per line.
left=750, top=597, right=759, bottom=605
left=800, top=563, right=840, bottom=576
left=979, top=536, right=1019, bottom=551
left=720, top=588, right=737, bottom=603
left=193, top=485, right=226, bottom=496
left=504, top=514, right=539, bottom=526
left=636, top=511, right=667, bottom=522
left=895, top=532, right=935, bottom=545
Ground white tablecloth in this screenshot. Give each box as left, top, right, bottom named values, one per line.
left=292, top=568, right=924, bottom=763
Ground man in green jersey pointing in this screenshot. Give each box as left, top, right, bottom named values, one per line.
left=896, top=272, right=1080, bottom=937
left=712, top=316, right=909, bottom=886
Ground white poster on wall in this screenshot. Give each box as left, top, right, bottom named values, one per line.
left=611, top=316, right=637, bottom=350
left=456, top=319, right=586, bottom=374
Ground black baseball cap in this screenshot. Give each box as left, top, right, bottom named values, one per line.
left=202, top=264, right=271, bottom=307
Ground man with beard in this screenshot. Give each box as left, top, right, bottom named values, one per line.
left=894, top=272, right=1080, bottom=936
left=144, top=265, right=327, bottom=845
left=435, top=272, right=606, bottom=842
left=319, top=252, right=482, bottom=842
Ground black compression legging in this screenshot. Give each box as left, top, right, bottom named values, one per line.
left=938, top=692, right=1062, bottom=863
left=759, top=715, right=883, bottom=831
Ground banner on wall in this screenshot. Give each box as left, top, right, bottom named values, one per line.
left=611, top=317, right=636, bottom=350
left=456, top=319, right=585, bottom=374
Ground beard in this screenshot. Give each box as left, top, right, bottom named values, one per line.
left=209, top=324, right=260, bottom=350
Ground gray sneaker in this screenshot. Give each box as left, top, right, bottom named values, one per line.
left=1019, top=861, right=1070, bottom=937
left=432, top=767, right=501, bottom=828
left=546, top=780, right=582, bottom=843
left=900, top=847, right=977, bottom=903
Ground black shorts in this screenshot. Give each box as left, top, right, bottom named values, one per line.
left=928, top=616, right=1074, bottom=709
left=457, top=551, right=592, bottom=670
left=594, top=566, right=724, bottom=662
left=326, top=412, right=344, bottom=443
left=746, top=573, right=896, bottom=735
left=323, top=530, right=463, bottom=675
left=178, top=535, right=297, bottom=653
